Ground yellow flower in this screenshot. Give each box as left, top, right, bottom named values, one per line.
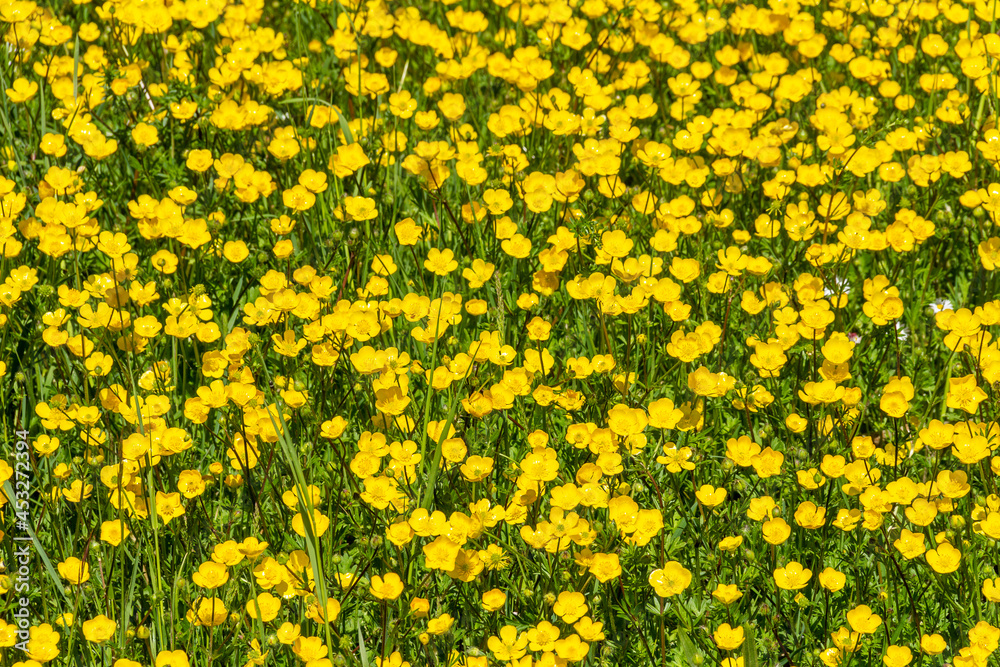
left=601, top=229, right=633, bottom=258
left=131, top=122, right=159, bottom=147
left=393, top=218, right=423, bottom=245
left=519, top=450, right=559, bottom=482
left=187, top=597, right=229, bottom=627
left=482, top=589, right=506, bottom=612
left=436, top=92, right=466, bottom=120
left=984, top=577, right=1000, bottom=602
left=588, top=553, right=621, bottom=582
left=483, top=188, right=514, bottom=214
left=330, top=143, right=370, bottom=176
left=96, top=231, right=132, bottom=260
left=846, top=604, right=882, bottom=634
left=343, top=196, right=378, bottom=221
left=607, top=403, right=648, bottom=437
left=244, top=639, right=270, bottom=667
left=649, top=561, right=692, bottom=598
left=979, top=237, right=1000, bottom=270
left=883, top=645, right=913, bottom=667
left=185, top=149, right=214, bottom=171
left=427, top=613, right=454, bottom=635
left=920, top=633, right=946, bottom=655
left=786, top=413, right=808, bottom=432
left=669, top=257, right=701, bottom=282
left=488, top=626, right=528, bottom=661
left=423, top=536, right=462, bottom=571
left=947, top=374, right=988, bottom=414
left=751, top=447, right=784, bottom=478
left=100, top=520, right=131, bottom=546
left=272, top=330, right=307, bottom=358
left=817, top=648, right=844, bottom=667
left=375, top=651, right=410, bottom=667
left=714, top=623, right=745, bottom=651
left=554, top=634, right=590, bottom=661
left=57, top=557, right=90, bottom=585
left=178, top=470, right=207, bottom=499
left=282, top=185, right=316, bottom=212
left=246, top=593, right=281, bottom=622
left=5, top=77, right=38, bottom=103
left=762, top=517, right=791, bottom=545
left=361, top=475, right=400, bottom=510
left=830, top=626, right=861, bottom=650
left=773, top=561, right=812, bottom=590
left=717, top=537, right=745, bottom=556
left=82, top=615, right=117, bottom=643
left=223, top=241, right=249, bottom=263
left=460, top=455, right=494, bottom=482
left=879, top=390, right=910, bottom=418
left=151, top=249, right=178, bottom=274
left=292, top=636, right=327, bottom=662
left=794, top=501, right=827, bottom=529
left=424, top=247, right=459, bottom=275
left=648, top=398, right=683, bottom=429
left=926, top=541, right=962, bottom=573
left=501, top=234, right=532, bottom=258
left=695, top=484, right=727, bottom=508
left=525, top=620, right=560, bottom=652
left=370, top=573, right=404, bottom=600
left=274, top=623, right=301, bottom=645
left=409, top=597, right=430, bottom=618
left=712, top=584, right=742, bottom=605
left=818, top=567, right=846, bottom=592
left=553, top=591, right=588, bottom=623
left=893, top=529, right=926, bottom=559
left=462, top=259, right=496, bottom=288
left=191, top=561, right=229, bottom=589
left=306, top=597, right=341, bottom=624
left=155, top=491, right=185, bottom=525
left=292, top=509, right=330, bottom=538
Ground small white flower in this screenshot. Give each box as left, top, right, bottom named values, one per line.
left=929, top=298, right=953, bottom=314
left=895, top=321, right=909, bottom=341
left=824, top=277, right=851, bottom=298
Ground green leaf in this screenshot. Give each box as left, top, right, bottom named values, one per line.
left=2, top=481, right=67, bottom=601
left=742, top=624, right=760, bottom=667
left=676, top=627, right=698, bottom=664
left=358, top=626, right=370, bottom=667
left=337, top=110, right=356, bottom=145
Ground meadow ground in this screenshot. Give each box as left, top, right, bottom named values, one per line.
left=1, top=0, right=1000, bottom=664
